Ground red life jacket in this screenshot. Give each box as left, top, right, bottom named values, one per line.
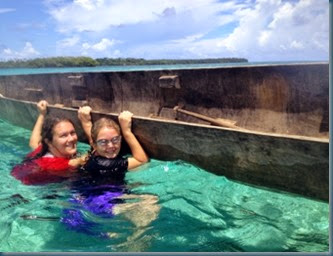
left=11, top=145, right=73, bottom=185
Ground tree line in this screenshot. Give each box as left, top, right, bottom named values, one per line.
left=0, top=56, right=248, bottom=68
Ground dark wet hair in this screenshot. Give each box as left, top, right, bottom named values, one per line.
left=25, top=116, right=76, bottom=161
left=91, top=117, right=120, bottom=144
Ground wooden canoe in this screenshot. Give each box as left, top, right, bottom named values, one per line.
left=0, top=62, right=329, bottom=201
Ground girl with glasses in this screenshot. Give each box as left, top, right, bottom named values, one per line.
left=78, top=106, right=149, bottom=177
left=61, top=107, right=158, bottom=241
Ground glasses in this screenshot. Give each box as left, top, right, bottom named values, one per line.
left=96, top=136, right=122, bottom=147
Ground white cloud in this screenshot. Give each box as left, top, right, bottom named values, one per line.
left=290, top=40, right=304, bottom=49
left=81, top=38, right=116, bottom=52
left=3, top=48, right=13, bottom=55
left=91, top=38, right=115, bottom=51
left=1, top=42, right=40, bottom=60
left=46, top=0, right=233, bottom=33
left=44, top=0, right=328, bottom=61
left=216, top=0, right=328, bottom=61
left=123, top=36, right=232, bottom=60
left=23, top=42, right=40, bottom=56
left=45, top=0, right=244, bottom=57
left=258, top=30, right=272, bottom=47
left=55, top=37, right=117, bottom=57
left=57, top=35, right=81, bottom=48
left=74, top=0, right=98, bottom=10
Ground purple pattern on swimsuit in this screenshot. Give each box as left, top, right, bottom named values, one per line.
left=61, top=155, right=128, bottom=236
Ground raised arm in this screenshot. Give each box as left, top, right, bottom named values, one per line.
left=118, top=111, right=149, bottom=170
left=78, top=106, right=93, bottom=146
left=29, top=100, right=48, bottom=149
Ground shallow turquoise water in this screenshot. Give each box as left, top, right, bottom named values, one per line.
left=0, top=61, right=325, bottom=76
left=0, top=118, right=329, bottom=252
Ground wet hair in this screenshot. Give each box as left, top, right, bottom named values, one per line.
left=25, top=116, right=76, bottom=161
left=91, top=117, right=120, bottom=144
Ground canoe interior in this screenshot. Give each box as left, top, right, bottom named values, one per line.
left=0, top=63, right=329, bottom=139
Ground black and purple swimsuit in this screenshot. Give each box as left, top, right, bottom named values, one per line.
left=61, top=154, right=129, bottom=236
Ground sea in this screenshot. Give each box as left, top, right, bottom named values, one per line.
left=0, top=60, right=327, bottom=76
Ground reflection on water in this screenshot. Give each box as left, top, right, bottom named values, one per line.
left=0, top=118, right=329, bottom=252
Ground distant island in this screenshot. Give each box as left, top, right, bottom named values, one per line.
left=0, top=56, right=248, bottom=68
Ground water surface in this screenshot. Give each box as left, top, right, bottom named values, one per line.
left=0, top=61, right=326, bottom=76
left=0, top=119, right=329, bottom=252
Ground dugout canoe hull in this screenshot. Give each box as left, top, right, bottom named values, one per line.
left=0, top=62, right=329, bottom=201
left=0, top=96, right=328, bottom=201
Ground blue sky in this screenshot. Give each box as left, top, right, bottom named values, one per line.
left=0, top=0, right=329, bottom=62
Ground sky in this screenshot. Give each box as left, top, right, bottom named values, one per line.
left=0, top=0, right=329, bottom=62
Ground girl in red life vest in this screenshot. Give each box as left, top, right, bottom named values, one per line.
left=11, top=100, right=86, bottom=185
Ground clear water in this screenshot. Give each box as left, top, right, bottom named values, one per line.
left=0, top=118, right=329, bottom=252
left=0, top=61, right=326, bottom=76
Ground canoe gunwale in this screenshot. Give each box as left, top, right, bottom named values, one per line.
left=2, top=96, right=328, bottom=144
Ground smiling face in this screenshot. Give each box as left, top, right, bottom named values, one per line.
left=93, top=127, right=121, bottom=159
left=46, top=121, right=78, bottom=158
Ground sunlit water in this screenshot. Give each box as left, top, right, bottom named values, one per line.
left=0, top=61, right=325, bottom=76
left=0, top=119, right=329, bottom=252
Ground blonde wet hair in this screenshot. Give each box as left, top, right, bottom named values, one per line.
left=91, top=117, right=120, bottom=144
